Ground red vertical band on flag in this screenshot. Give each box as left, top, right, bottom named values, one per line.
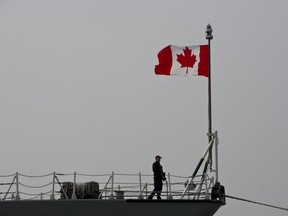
left=198, top=45, right=209, bottom=77
left=155, top=45, right=172, bottom=75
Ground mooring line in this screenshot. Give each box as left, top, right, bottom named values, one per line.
left=225, top=194, right=288, bottom=212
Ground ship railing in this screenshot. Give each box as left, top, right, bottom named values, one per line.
left=0, top=171, right=216, bottom=201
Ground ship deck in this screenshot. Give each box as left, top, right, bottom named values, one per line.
left=0, top=171, right=225, bottom=216
left=0, top=199, right=224, bottom=216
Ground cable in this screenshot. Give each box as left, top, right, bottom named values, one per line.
left=225, top=194, right=288, bottom=212
left=55, top=173, right=74, bottom=176
left=0, top=174, right=15, bottom=178
left=19, top=173, right=53, bottom=178
left=20, top=191, right=51, bottom=196
left=19, top=182, right=52, bottom=189
left=77, top=173, right=111, bottom=177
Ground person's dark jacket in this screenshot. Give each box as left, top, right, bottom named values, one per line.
left=152, top=161, right=165, bottom=180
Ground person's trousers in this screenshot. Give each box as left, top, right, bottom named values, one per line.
left=148, top=178, right=163, bottom=199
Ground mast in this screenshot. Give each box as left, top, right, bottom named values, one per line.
left=182, top=25, right=223, bottom=198
left=206, top=24, right=213, bottom=162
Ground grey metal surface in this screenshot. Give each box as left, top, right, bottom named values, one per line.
left=0, top=199, right=223, bottom=216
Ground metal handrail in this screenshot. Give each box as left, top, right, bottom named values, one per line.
left=0, top=171, right=216, bottom=201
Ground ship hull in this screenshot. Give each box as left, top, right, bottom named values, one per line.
left=0, top=199, right=223, bottom=216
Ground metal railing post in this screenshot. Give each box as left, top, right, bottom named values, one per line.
left=72, top=171, right=77, bottom=199
left=167, top=173, right=173, bottom=199
left=15, top=172, right=20, bottom=200
left=138, top=172, right=144, bottom=199
left=145, top=183, right=148, bottom=199
left=109, top=172, right=114, bottom=199
left=50, top=172, right=56, bottom=200
left=204, top=174, right=209, bottom=199
left=215, top=131, right=219, bottom=182
left=165, top=181, right=169, bottom=199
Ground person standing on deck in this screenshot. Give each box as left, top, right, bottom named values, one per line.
left=148, top=155, right=166, bottom=200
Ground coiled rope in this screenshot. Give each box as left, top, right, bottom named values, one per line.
left=225, top=194, right=288, bottom=212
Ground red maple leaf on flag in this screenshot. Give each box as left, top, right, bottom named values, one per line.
left=176, top=47, right=197, bottom=74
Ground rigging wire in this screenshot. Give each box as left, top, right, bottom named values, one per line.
left=225, top=194, right=288, bottom=212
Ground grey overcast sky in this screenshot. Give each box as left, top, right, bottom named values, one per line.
left=0, top=0, right=288, bottom=215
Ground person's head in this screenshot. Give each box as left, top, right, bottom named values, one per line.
left=155, top=155, right=162, bottom=162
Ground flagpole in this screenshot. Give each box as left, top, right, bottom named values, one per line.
left=206, top=24, right=213, bottom=161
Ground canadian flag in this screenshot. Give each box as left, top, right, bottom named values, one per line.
left=155, top=45, right=209, bottom=77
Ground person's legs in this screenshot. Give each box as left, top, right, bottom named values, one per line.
left=155, top=181, right=163, bottom=200
left=148, top=191, right=155, bottom=199
left=148, top=178, right=162, bottom=199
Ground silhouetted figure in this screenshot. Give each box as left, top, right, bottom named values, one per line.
left=148, top=155, right=166, bottom=200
